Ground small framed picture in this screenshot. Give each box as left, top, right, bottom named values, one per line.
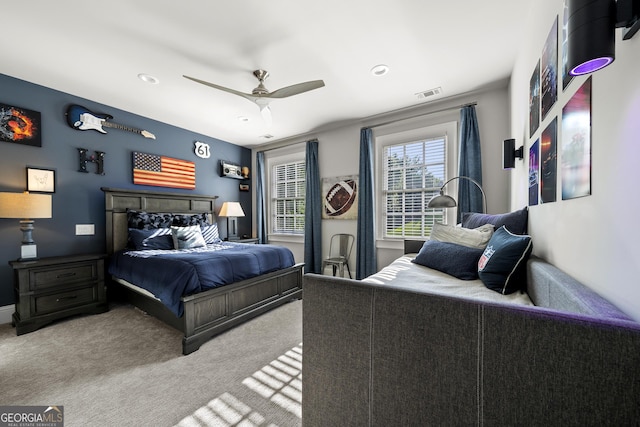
left=26, top=167, right=56, bottom=193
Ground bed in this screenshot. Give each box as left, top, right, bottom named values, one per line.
left=102, top=187, right=303, bottom=355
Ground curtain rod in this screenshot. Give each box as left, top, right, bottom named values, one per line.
left=366, top=102, right=477, bottom=130
left=256, top=139, right=316, bottom=154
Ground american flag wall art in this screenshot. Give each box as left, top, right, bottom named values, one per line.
left=132, top=151, right=195, bottom=189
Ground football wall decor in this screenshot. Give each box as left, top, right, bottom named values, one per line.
left=322, top=175, right=358, bottom=220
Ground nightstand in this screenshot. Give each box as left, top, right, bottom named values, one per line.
left=237, top=238, right=259, bottom=244
left=10, top=254, right=108, bottom=335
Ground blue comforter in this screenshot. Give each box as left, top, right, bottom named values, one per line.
left=108, top=242, right=295, bottom=317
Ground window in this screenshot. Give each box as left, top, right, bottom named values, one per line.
left=382, top=137, right=446, bottom=238
left=272, top=160, right=306, bottom=234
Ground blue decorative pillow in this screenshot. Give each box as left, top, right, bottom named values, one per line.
left=412, top=240, right=484, bottom=280
left=128, top=228, right=173, bottom=250
left=171, top=225, right=207, bottom=249
left=173, top=213, right=210, bottom=227
left=478, top=226, right=533, bottom=294
left=201, top=223, right=221, bottom=244
left=127, top=210, right=173, bottom=230
left=461, top=207, right=529, bottom=235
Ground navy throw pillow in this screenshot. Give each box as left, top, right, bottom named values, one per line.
left=412, top=240, right=484, bottom=280
left=128, top=228, right=173, bottom=250
left=478, top=226, right=533, bottom=294
left=461, top=207, right=529, bottom=235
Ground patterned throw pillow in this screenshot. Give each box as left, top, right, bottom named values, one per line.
left=200, top=223, right=221, bottom=244
left=171, top=225, right=207, bottom=249
left=127, top=210, right=173, bottom=230
left=478, top=226, right=533, bottom=294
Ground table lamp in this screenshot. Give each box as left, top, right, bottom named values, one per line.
left=0, top=191, right=52, bottom=260
left=218, top=201, right=245, bottom=241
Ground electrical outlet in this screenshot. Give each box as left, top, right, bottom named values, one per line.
left=75, top=224, right=95, bottom=235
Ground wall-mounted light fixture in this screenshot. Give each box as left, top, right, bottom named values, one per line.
left=503, top=138, right=524, bottom=169
left=568, top=0, right=640, bottom=76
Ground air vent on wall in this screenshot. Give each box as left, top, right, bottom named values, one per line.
left=415, top=87, right=442, bottom=100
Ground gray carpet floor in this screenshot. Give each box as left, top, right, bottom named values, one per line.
left=0, top=300, right=302, bottom=427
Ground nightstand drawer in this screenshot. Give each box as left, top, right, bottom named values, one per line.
left=30, top=262, right=98, bottom=290
left=34, top=286, right=97, bottom=315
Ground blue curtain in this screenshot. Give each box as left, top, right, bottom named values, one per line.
left=256, top=151, right=268, bottom=244
left=304, top=140, right=322, bottom=273
left=356, top=128, right=377, bottom=279
left=457, top=105, right=483, bottom=222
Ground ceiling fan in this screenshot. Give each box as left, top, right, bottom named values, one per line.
left=183, top=70, right=325, bottom=126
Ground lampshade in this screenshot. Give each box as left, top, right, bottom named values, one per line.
left=427, top=194, right=458, bottom=208
left=0, top=192, right=52, bottom=219
left=218, top=202, right=245, bottom=218
left=567, top=0, right=617, bottom=75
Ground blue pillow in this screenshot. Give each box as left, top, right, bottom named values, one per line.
left=461, top=207, right=529, bottom=235
left=128, top=228, right=173, bottom=250
left=478, top=226, right=533, bottom=294
left=412, top=240, right=484, bottom=280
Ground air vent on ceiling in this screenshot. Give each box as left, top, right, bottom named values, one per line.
left=415, top=87, right=442, bottom=100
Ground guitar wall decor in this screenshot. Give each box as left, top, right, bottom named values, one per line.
left=65, top=105, right=156, bottom=139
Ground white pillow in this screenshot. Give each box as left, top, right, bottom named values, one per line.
left=430, top=222, right=494, bottom=249
left=171, top=225, right=207, bottom=249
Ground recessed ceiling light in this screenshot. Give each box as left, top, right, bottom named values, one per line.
left=237, top=116, right=250, bottom=122
left=138, top=73, right=159, bottom=84
left=370, top=64, right=390, bottom=76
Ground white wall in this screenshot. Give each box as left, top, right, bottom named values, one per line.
left=258, top=83, right=512, bottom=273
left=509, top=0, right=640, bottom=320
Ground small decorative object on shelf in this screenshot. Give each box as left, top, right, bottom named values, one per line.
left=10, top=254, right=108, bottom=335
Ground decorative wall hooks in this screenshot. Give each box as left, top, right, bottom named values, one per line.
left=78, top=148, right=105, bottom=175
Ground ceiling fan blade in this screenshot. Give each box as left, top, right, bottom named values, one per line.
left=183, top=75, right=257, bottom=103
left=267, top=80, right=325, bottom=99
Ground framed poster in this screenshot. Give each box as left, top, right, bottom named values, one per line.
left=529, top=61, right=541, bottom=137
left=27, top=167, right=56, bottom=193
left=540, top=118, right=558, bottom=203
left=0, top=103, right=42, bottom=147
left=322, top=175, right=358, bottom=219
left=529, top=140, right=539, bottom=206
left=541, top=17, right=558, bottom=120
left=562, top=77, right=592, bottom=200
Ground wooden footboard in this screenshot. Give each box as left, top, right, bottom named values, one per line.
left=102, top=187, right=304, bottom=355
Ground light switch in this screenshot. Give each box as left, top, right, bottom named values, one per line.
left=75, top=224, right=95, bottom=235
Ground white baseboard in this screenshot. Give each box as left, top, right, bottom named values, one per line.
left=0, top=304, right=13, bottom=325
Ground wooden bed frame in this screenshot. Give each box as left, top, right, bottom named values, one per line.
left=102, top=187, right=303, bottom=355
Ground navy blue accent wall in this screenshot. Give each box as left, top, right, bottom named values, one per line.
left=0, top=73, right=251, bottom=306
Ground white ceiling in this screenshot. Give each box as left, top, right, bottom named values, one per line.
left=6, top=1, right=534, bottom=147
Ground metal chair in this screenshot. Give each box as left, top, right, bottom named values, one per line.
left=322, top=233, right=355, bottom=278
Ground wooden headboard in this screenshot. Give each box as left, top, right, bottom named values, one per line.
left=102, top=187, right=219, bottom=254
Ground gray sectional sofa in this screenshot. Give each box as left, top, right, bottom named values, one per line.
left=302, top=255, right=640, bottom=425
